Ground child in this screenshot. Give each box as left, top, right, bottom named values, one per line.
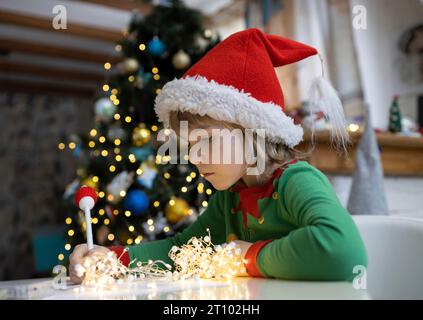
left=69, top=28, right=367, bottom=283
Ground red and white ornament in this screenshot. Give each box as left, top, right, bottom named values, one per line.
left=75, top=186, right=98, bottom=250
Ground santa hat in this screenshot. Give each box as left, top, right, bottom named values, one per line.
left=155, top=28, right=349, bottom=148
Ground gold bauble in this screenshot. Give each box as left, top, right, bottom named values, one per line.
left=165, top=198, right=190, bottom=223
left=81, top=176, right=98, bottom=191
left=132, top=125, right=151, bottom=147
left=124, top=58, right=139, bottom=73
left=172, top=50, right=191, bottom=70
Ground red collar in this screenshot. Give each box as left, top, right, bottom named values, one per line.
left=229, top=159, right=298, bottom=229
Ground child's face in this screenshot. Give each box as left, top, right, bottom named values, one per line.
left=187, top=125, right=248, bottom=191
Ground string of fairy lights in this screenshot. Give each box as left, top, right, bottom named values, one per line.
left=73, top=229, right=245, bottom=288
left=56, top=32, right=214, bottom=263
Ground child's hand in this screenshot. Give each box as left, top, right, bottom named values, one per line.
left=69, top=244, right=111, bottom=284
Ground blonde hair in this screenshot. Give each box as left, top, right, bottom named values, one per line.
left=168, top=111, right=313, bottom=185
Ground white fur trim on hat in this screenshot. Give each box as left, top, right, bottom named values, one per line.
left=154, top=75, right=304, bottom=147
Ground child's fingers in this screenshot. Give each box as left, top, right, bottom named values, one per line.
left=69, top=262, right=86, bottom=284
left=87, top=246, right=110, bottom=257
left=69, top=244, right=89, bottom=284
left=68, top=245, right=111, bottom=284
left=69, top=243, right=88, bottom=266
left=69, top=268, right=83, bottom=284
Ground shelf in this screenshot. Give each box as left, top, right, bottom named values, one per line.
left=298, top=130, right=423, bottom=176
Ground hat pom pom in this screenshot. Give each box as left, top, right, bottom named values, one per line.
left=308, top=76, right=351, bottom=154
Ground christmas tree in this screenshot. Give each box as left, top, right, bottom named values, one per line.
left=388, top=95, right=402, bottom=133
left=59, top=0, right=220, bottom=262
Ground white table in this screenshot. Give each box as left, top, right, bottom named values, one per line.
left=0, top=277, right=370, bottom=300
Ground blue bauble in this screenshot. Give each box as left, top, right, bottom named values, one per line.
left=73, top=145, right=81, bottom=158
left=147, top=36, right=166, bottom=57
left=136, top=67, right=152, bottom=86
left=123, top=189, right=149, bottom=216
left=130, top=144, right=153, bottom=162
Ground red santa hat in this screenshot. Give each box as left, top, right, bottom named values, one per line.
left=155, top=28, right=348, bottom=148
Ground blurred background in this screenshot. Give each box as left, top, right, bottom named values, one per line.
left=0, top=0, right=422, bottom=281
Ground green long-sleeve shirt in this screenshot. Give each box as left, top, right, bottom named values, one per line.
left=127, top=160, right=367, bottom=281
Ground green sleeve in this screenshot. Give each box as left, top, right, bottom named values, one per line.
left=127, top=191, right=227, bottom=267
left=257, top=167, right=368, bottom=281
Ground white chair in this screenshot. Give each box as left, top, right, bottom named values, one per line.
left=353, top=215, right=423, bottom=299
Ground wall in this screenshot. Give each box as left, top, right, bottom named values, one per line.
left=330, top=175, right=423, bottom=219
left=0, top=92, right=92, bottom=280
left=350, top=0, right=423, bottom=130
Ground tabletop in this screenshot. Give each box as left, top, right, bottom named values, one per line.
left=0, top=277, right=370, bottom=300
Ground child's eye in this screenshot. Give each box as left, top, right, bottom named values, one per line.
left=193, top=137, right=210, bottom=145
left=184, top=136, right=212, bottom=148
